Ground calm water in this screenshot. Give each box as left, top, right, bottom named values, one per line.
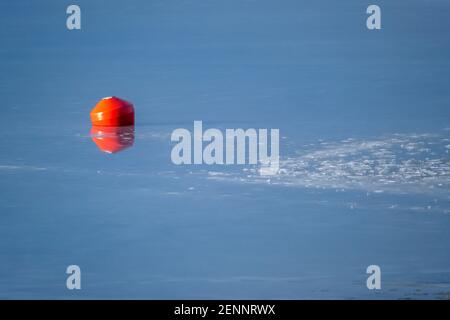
left=0, top=0, right=449, bottom=299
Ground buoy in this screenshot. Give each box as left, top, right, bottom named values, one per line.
left=90, top=96, right=135, bottom=126
left=90, top=126, right=135, bottom=153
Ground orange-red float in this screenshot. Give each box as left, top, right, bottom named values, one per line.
left=90, top=96, right=135, bottom=126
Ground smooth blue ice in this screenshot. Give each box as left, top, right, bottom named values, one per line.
left=0, top=0, right=449, bottom=299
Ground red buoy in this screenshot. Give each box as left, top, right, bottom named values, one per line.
left=90, top=126, right=135, bottom=153
left=90, top=96, right=135, bottom=126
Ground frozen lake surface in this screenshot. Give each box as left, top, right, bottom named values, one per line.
left=0, top=0, right=449, bottom=299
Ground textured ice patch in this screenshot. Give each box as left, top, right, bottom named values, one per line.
left=209, top=133, right=450, bottom=197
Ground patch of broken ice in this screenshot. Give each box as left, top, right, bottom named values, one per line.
left=208, top=133, right=450, bottom=198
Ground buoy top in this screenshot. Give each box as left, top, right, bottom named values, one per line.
left=90, top=96, right=135, bottom=126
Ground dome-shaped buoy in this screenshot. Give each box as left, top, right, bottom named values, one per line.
left=90, top=96, right=135, bottom=126
left=90, top=126, right=135, bottom=153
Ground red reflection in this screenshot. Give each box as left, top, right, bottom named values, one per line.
left=90, top=126, right=135, bottom=153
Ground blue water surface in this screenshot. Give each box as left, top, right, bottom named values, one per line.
left=0, top=0, right=449, bottom=299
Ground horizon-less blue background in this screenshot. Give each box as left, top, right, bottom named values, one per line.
left=0, top=0, right=449, bottom=299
